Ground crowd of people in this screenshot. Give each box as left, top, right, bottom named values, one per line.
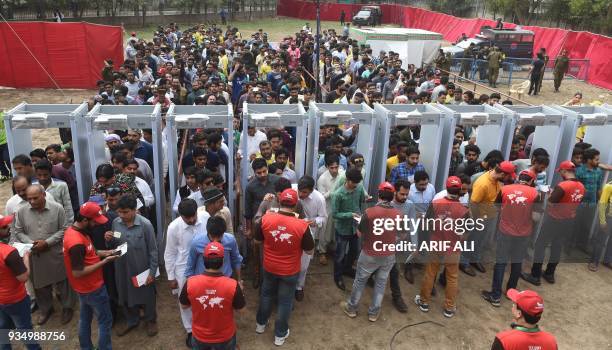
left=0, top=22, right=611, bottom=350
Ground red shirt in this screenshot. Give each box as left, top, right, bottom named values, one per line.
left=261, top=211, right=310, bottom=276
left=187, top=274, right=237, bottom=344
left=63, top=226, right=104, bottom=294
left=0, top=243, right=27, bottom=304
left=547, top=180, right=585, bottom=220
left=360, top=204, right=402, bottom=257
left=495, top=328, right=557, bottom=350
left=429, top=197, right=469, bottom=253
left=499, top=184, right=539, bottom=237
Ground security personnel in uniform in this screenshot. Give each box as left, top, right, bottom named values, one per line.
left=491, top=289, right=557, bottom=350
left=552, top=49, right=569, bottom=92
left=522, top=161, right=585, bottom=286
left=460, top=43, right=475, bottom=79
left=487, top=46, right=503, bottom=88
left=537, top=48, right=549, bottom=92
left=179, top=242, right=246, bottom=350
left=435, top=49, right=451, bottom=76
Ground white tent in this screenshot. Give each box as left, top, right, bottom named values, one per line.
left=350, top=27, right=443, bottom=69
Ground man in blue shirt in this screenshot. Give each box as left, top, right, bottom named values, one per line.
left=266, top=63, right=284, bottom=93
left=184, top=213, right=242, bottom=280
left=229, top=61, right=249, bottom=105
left=390, top=146, right=425, bottom=184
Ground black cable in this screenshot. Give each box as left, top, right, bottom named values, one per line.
left=389, top=320, right=445, bottom=350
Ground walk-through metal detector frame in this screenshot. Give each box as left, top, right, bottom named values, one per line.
left=84, top=104, right=166, bottom=241
left=372, top=104, right=452, bottom=192
left=166, top=104, right=234, bottom=218
left=496, top=105, right=577, bottom=187
left=4, top=102, right=92, bottom=204
left=240, top=103, right=309, bottom=208
left=307, top=103, right=377, bottom=193
left=435, top=103, right=516, bottom=164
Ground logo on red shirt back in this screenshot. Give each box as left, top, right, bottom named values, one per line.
left=196, top=289, right=225, bottom=309
left=270, top=226, right=293, bottom=244
left=570, top=190, right=583, bottom=203
left=506, top=191, right=529, bottom=205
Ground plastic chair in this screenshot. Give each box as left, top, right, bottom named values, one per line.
left=509, top=80, right=530, bottom=99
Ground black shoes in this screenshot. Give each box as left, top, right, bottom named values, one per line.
left=521, top=272, right=541, bottom=286
left=335, top=279, right=346, bottom=291
left=392, top=297, right=408, bottom=313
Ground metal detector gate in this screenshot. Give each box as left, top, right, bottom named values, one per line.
left=84, top=104, right=166, bottom=242
left=240, top=103, right=308, bottom=208
left=435, top=104, right=515, bottom=162
left=307, top=103, right=376, bottom=193
left=166, top=104, right=234, bottom=218
left=372, top=104, right=452, bottom=192
left=4, top=103, right=93, bottom=204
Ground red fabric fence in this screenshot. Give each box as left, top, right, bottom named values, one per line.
left=278, top=0, right=612, bottom=90
left=0, top=22, right=123, bottom=89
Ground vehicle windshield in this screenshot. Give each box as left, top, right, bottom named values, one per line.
left=356, top=10, right=370, bottom=17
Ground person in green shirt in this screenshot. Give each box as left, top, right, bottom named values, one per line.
left=331, top=168, right=365, bottom=291
left=0, top=111, right=10, bottom=180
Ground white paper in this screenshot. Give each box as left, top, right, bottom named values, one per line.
left=134, top=268, right=160, bottom=287
left=113, top=231, right=122, bottom=238
left=353, top=215, right=362, bottom=224
left=11, top=242, right=33, bottom=257
left=115, top=242, right=128, bottom=256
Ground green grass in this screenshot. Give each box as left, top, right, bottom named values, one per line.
left=124, top=17, right=397, bottom=43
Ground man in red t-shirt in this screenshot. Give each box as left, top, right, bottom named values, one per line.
left=340, top=182, right=401, bottom=322
left=254, top=189, right=314, bottom=346
left=491, top=289, right=557, bottom=350
left=0, top=214, right=41, bottom=350
left=482, top=170, right=541, bottom=306
left=64, top=202, right=119, bottom=350
left=415, top=176, right=469, bottom=318
left=180, top=242, right=245, bottom=350
left=522, top=161, right=585, bottom=286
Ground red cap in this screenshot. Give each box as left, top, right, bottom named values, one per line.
left=498, top=161, right=516, bottom=179
left=378, top=181, right=396, bottom=193
left=446, top=176, right=462, bottom=189
left=0, top=214, right=14, bottom=228
left=518, top=169, right=536, bottom=181
left=556, top=160, right=576, bottom=172
left=131, top=32, right=136, bottom=36
left=204, top=242, right=224, bottom=259
left=506, top=289, right=544, bottom=317
left=79, top=202, right=108, bottom=225
left=279, top=189, right=298, bottom=207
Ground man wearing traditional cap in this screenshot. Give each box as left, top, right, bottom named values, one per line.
left=341, top=182, right=401, bottom=322
left=491, top=289, right=557, bottom=349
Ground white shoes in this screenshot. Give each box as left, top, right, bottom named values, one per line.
left=274, top=329, right=290, bottom=346
left=255, top=322, right=267, bottom=334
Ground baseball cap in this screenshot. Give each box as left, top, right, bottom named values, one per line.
left=79, top=202, right=108, bottom=225
left=0, top=214, right=14, bottom=228
left=202, top=188, right=224, bottom=205
left=378, top=181, right=395, bottom=193
left=498, top=161, right=516, bottom=179
left=556, top=160, right=575, bottom=172
left=518, top=169, right=536, bottom=181
left=279, top=188, right=298, bottom=207
left=204, top=241, right=224, bottom=259
left=446, top=176, right=462, bottom=189
left=131, top=32, right=136, bottom=36
left=506, top=289, right=544, bottom=317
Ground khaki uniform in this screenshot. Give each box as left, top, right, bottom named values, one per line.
left=436, top=54, right=451, bottom=75
left=460, top=47, right=474, bottom=79
left=487, top=50, right=503, bottom=87
left=537, top=54, right=549, bottom=91
left=553, top=55, right=569, bottom=91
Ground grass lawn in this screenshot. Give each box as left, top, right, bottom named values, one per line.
left=124, top=16, right=397, bottom=43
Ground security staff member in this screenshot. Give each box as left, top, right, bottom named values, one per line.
left=552, top=49, right=569, bottom=92
left=64, top=202, right=119, bottom=350
left=491, top=289, right=557, bottom=350
left=487, top=46, right=503, bottom=88
left=522, top=161, right=585, bottom=286
left=179, top=242, right=245, bottom=350
left=460, top=43, right=475, bottom=79
left=0, top=215, right=41, bottom=350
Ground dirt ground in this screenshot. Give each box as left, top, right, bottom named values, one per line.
left=1, top=80, right=611, bottom=350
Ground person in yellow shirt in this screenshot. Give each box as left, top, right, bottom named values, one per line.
left=589, top=181, right=612, bottom=271
left=386, top=141, right=409, bottom=179
left=219, top=48, right=229, bottom=76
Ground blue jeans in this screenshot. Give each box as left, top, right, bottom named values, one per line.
left=347, top=253, right=395, bottom=316
left=491, top=234, right=529, bottom=299
left=0, top=295, right=41, bottom=350
left=78, top=286, right=112, bottom=350
left=192, top=334, right=236, bottom=350
left=461, top=217, right=497, bottom=266
left=333, top=232, right=359, bottom=281
left=256, top=270, right=299, bottom=338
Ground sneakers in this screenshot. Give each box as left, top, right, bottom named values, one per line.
left=274, top=329, right=290, bottom=346
left=443, top=307, right=456, bottom=318
left=481, top=291, right=501, bottom=307
left=414, top=295, right=429, bottom=313
left=588, top=262, right=598, bottom=272
left=368, top=310, right=380, bottom=322
left=255, top=322, right=267, bottom=334
left=340, top=301, right=357, bottom=318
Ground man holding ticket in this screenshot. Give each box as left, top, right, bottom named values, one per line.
left=63, top=201, right=118, bottom=350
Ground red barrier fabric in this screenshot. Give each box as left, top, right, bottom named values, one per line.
left=278, top=0, right=611, bottom=90
left=0, top=22, right=123, bottom=89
